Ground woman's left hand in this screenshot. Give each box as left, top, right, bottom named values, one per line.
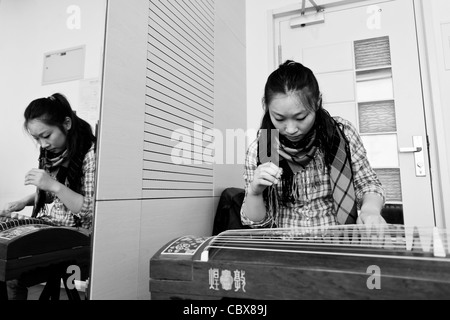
left=24, top=169, right=59, bottom=193
left=357, top=210, right=387, bottom=226
left=358, top=194, right=386, bottom=228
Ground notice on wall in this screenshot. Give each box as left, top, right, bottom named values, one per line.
left=42, top=45, right=85, bottom=85
left=78, top=78, right=101, bottom=132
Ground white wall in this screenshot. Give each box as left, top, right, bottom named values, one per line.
left=214, top=0, right=247, bottom=193
left=246, top=0, right=302, bottom=138
left=0, top=0, right=106, bottom=215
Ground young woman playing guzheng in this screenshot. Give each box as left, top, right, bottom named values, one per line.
left=0, top=93, right=96, bottom=299
left=241, top=61, right=386, bottom=229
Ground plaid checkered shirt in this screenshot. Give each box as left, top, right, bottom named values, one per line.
left=37, top=145, right=96, bottom=230
left=241, top=117, right=385, bottom=228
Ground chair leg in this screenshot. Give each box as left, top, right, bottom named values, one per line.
left=62, top=274, right=81, bottom=301
left=39, top=274, right=61, bottom=300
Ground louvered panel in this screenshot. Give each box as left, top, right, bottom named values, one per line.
left=143, top=160, right=213, bottom=177
left=147, top=68, right=213, bottom=114
left=186, top=0, right=214, bottom=25
left=144, top=151, right=213, bottom=170
left=144, top=144, right=214, bottom=169
left=170, top=0, right=214, bottom=39
left=145, top=107, right=204, bottom=133
left=145, top=26, right=212, bottom=78
left=142, top=189, right=212, bottom=199
left=143, top=169, right=213, bottom=184
left=143, top=178, right=213, bottom=190
left=144, top=107, right=213, bottom=135
left=144, top=141, right=208, bottom=162
left=145, top=76, right=213, bottom=119
left=149, top=2, right=213, bottom=50
left=144, top=117, right=214, bottom=144
left=144, top=119, right=214, bottom=145
left=144, top=130, right=213, bottom=149
left=145, top=96, right=213, bottom=127
left=197, top=0, right=215, bottom=23
left=146, top=81, right=213, bottom=116
left=150, top=1, right=214, bottom=61
left=147, top=52, right=213, bottom=102
left=200, top=0, right=214, bottom=11
left=354, top=36, right=391, bottom=70
left=156, top=0, right=214, bottom=46
left=146, top=0, right=214, bottom=200
left=144, top=133, right=214, bottom=158
left=144, top=135, right=214, bottom=161
left=148, top=20, right=213, bottom=82
left=145, top=131, right=201, bottom=152
left=147, top=50, right=213, bottom=92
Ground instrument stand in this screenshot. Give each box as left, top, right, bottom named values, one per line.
left=39, top=274, right=62, bottom=300
left=39, top=264, right=82, bottom=300
left=0, top=273, right=83, bottom=300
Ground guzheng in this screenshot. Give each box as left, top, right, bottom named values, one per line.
left=150, top=224, right=450, bottom=300
left=0, top=216, right=91, bottom=282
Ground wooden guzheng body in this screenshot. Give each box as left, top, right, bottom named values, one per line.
left=0, top=216, right=90, bottom=282
left=150, top=225, right=450, bottom=300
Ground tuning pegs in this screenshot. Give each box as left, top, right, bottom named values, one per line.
left=351, top=225, right=360, bottom=246
left=417, top=226, right=433, bottom=253
left=404, top=226, right=435, bottom=253
left=433, top=227, right=446, bottom=258
left=447, top=231, right=450, bottom=255
left=383, top=233, right=395, bottom=250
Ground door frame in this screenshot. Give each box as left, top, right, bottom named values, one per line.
left=414, top=0, right=450, bottom=230
left=268, top=0, right=448, bottom=228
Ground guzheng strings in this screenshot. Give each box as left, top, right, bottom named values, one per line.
left=201, top=225, right=449, bottom=261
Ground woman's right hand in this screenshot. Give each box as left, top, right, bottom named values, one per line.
left=249, top=162, right=283, bottom=196
left=2, top=201, right=27, bottom=215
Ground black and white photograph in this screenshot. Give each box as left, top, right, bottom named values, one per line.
left=0, top=0, right=449, bottom=305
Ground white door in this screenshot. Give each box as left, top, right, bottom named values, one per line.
left=273, top=0, right=435, bottom=227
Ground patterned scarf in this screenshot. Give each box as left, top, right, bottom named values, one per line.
left=32, top=148, right=69, bottom=218
left=327, top=120, right=358, bottom=225
left=257, top=118, right=357, bottom=225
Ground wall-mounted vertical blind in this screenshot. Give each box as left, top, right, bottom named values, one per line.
left=145, top=0, right=215, bottom=199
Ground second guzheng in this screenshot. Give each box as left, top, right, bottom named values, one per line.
left=150, top=224, right=450, bottom=300
left=0, top=216, right=91, bottom=282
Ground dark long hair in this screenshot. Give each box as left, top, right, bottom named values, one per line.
left=260, top=60, right=338, bottom=168
left=24, top=93, right=96, bottom=214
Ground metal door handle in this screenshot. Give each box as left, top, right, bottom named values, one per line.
left=399, top=147, right=422, bottom=153
left=399, top=136, right=426, bottom=177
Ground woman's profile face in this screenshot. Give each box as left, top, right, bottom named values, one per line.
left=268, top=92, right=316, bottom=143
left=27, top=119, right=68, bottom=153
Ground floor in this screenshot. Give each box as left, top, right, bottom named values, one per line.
left=28, top=283, right=86, bottom=300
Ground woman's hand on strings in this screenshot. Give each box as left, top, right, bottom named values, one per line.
left=357, top=194, right=387, bottom=231
left=1, top=201, right=26, bottom=215
left=357, top=209, right=388, bottom=235
left=357, top=211, right=387, bottom=225
left=249, top=162, right=283, bottom=196
left=24, top=169, right=59, bottom=193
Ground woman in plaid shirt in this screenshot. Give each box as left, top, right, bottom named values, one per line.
left=241, top=61, right=385, bottom=229
left=1, top=93, right=96, bottom=299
